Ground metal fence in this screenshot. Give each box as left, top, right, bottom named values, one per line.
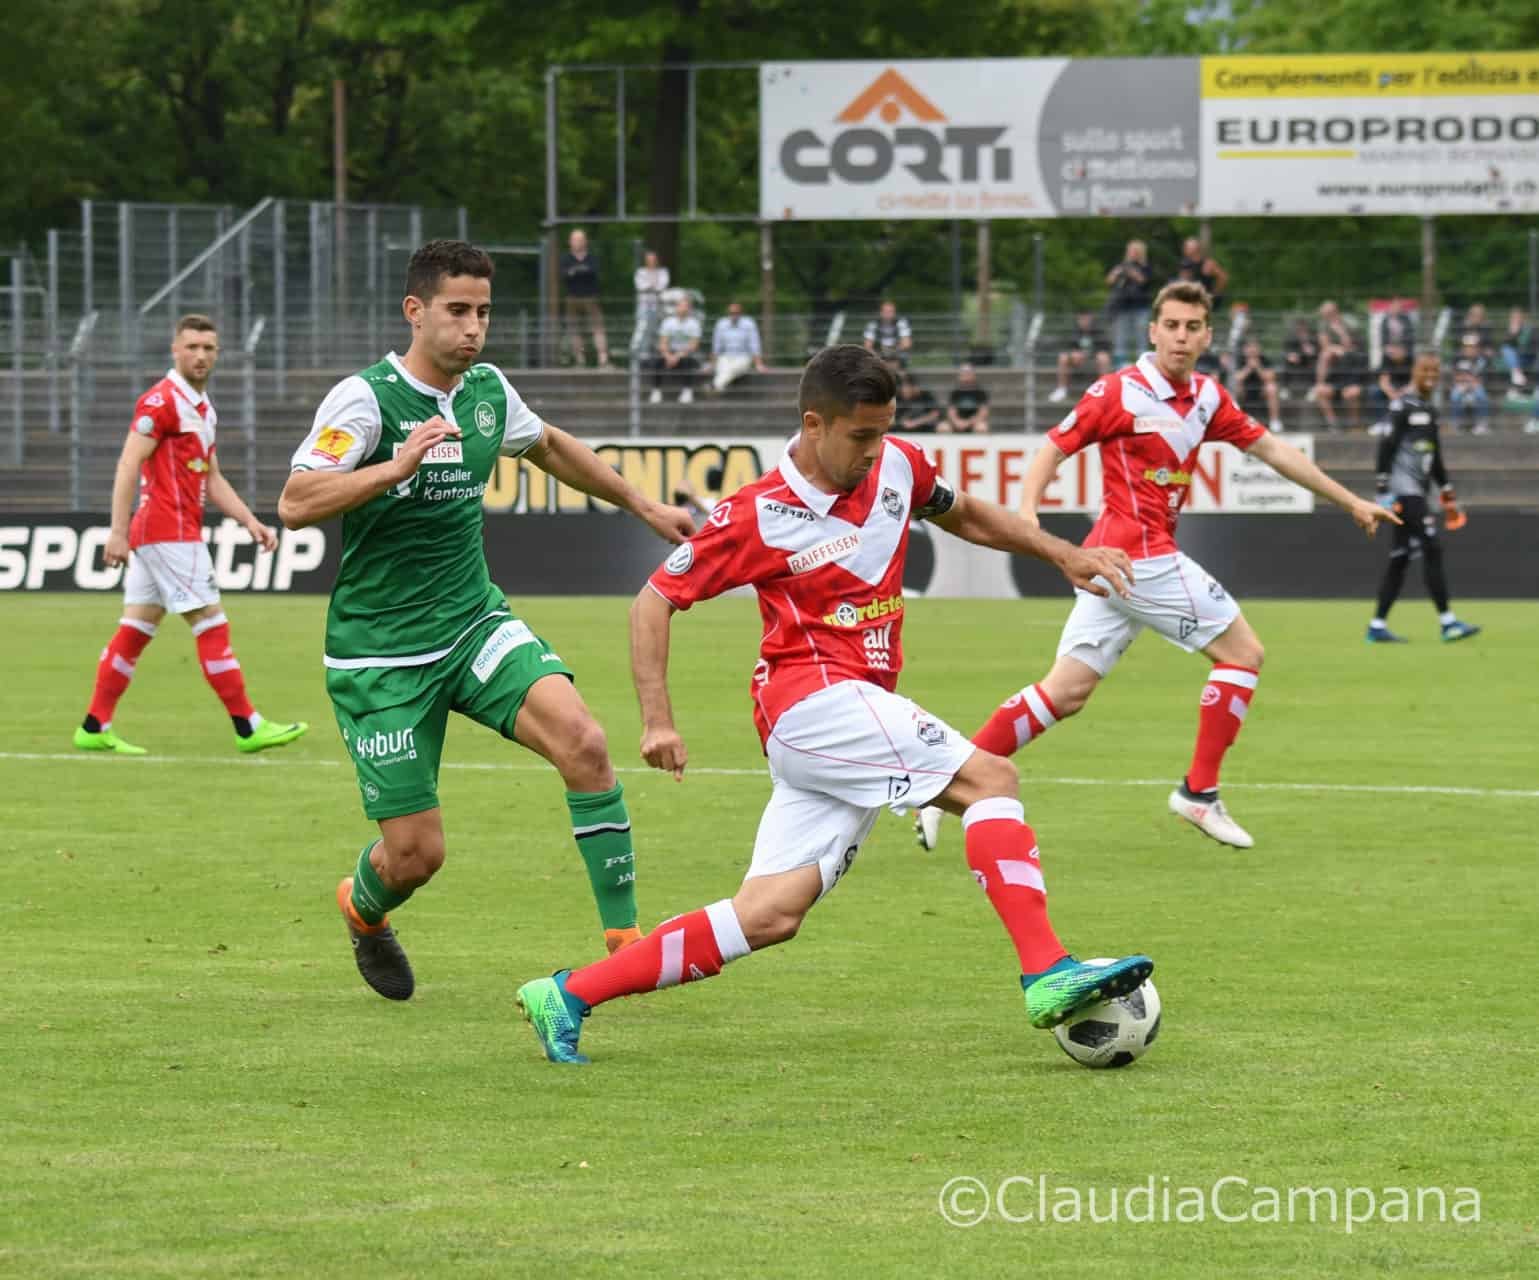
left=4, top=203, right=1538, bottom=513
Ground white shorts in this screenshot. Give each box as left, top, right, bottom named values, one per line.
left=123, top=541, right=220, bottom=612
left=748, top=682, right=974, bottom=898
left=1056, top=551, right=1239, bottom=677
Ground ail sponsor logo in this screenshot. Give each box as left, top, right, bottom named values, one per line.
left=863, top=619, right=896, bottom=670
left=824, top=593, right=904, bottom=627
left=788, top=532, right=861, bottom=574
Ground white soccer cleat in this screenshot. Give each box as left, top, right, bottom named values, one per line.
left=913, top=804, right=944, bottom=850
left=1167, top=788, right=1254, bottom=849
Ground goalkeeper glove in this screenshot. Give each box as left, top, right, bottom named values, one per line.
left=1440, top=486, right=1467, bottom=531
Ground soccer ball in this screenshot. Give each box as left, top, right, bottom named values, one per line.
left=1051, top=961, right=1161, bottom=1069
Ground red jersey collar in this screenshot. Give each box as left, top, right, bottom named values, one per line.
left=1136, top=353, right=1193, bottom=400
left=165, top=368, right=207, bottom=407
left=778, top=434, right=841, bottom=517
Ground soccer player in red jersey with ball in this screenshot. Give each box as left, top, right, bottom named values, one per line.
left=73, top=314, right=307, bottom=756
left=916, top=282, right=1399, bottom=852
left=518, top=345, right=1153, bottom=1064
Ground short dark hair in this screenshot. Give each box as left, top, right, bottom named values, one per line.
left=798, top=345, right=897, bottom=424
left=174, top=313, right=216, bottom=336
left=1152, top=281, right=1213, bottom=323
left=405, top=240, right=494, bottom=303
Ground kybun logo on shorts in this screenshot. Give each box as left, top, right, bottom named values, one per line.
left=473, top=401, right=498, bottom=437
left=779, top=68, right=1013, bottom=186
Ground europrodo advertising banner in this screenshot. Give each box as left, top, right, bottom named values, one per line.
left=760, top=54, right=1539, bottom=219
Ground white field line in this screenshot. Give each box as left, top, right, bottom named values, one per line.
left=2, top=752, right=1536, bottom=800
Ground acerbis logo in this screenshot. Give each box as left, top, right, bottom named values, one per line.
left=780, top=68, right=1012, bottom=187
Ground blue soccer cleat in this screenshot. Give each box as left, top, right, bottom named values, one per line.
left=1366, top=624, right=1408, bottom=644
left=1024, top=955, right=1155, bottom=1029
left=516, top=970, right=591, bottom=1064
left=1440, top=620, right=1481, bottom=643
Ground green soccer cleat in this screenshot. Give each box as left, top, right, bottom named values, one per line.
left=1024, top=955, right=1155, bottom=1029
left=516, top=971, right=590, bottom=1065
left=236, top=719, right=309, bottom=754
left=72, top=725, right=147, bottom=756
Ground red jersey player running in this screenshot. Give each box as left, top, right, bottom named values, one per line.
left=73, top=314, right=307, bottom=756
left=516, top=345, right=1152, bottom=1065
left=916, top=282, right=1398, bottom=852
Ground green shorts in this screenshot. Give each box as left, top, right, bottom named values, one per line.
left=326, top=614, right=573, bottom=820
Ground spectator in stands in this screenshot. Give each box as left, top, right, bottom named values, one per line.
left=863, top=299, right=913, bottom=365
left=1104, top=240, right=1152, bottom=365
left=1230, top=337, right=1283, bottom=432
left=561, top=229, right=610, bottom=368
left=1281, top=317, right=1321, bottom=406
left=1457, top=302, right=1493, bottom=358
left=1379, top=298, right=1417, bottom=351
left=1314, top=302, right=1366, bottom=430
left=646, top=295, right=702, bottom=405
left=1370, top=337, right=1414, bottom=434
left=634, top=249, right=669, bottom=316
left=1499, top=306, right=1534, bottom=389
left=943, top=363, right=990, bottom=434
left=633, top=250, right=670, bottom=349
left=1048, top=311, right=1112, bottom=404
left=1176, top=236, right=1229, bottom=312
left=707, top=300, right=767, bottom=393
left=894, top=371, right=942, bottom=433
left=1448, top=332, right=1491, bottom=434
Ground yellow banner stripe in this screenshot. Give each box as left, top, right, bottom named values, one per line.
left=1216, top=149, right=1357, bottom=160
left=1202, top=52, right=1539, bottom=98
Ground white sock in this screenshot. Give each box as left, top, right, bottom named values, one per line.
left=1438, top=611, right=1456, bottom=626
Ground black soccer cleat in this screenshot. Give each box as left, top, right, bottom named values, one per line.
left=337, top=877, right=415, bottom=1000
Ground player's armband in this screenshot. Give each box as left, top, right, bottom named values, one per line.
left=913, top=475, right=956, bottom=521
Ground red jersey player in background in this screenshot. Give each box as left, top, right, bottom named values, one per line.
left=517, top=345, right=1154, bottom=1065
left=73, top=314, right=307, bottom=756
left=916, top=282, right=1398, bottom=852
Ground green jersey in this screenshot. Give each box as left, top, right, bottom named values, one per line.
left=291, top=352, right=545, bottom=666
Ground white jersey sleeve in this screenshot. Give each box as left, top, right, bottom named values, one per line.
left=290, top=376, right=382, bottom=473
left=491, top=367, right=546, bottom=457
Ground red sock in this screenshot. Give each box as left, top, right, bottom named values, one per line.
left=86, top=619, right=157, bottom=725
left=1186, top=664, right=1259, bottom=794
left=972, top=683, right=1059, bottom=757
left=192, top=613, right=255, bottom=720
left=963, top=798, right=1067, bottom=974
left=565, top=901, right=749, bottom=1009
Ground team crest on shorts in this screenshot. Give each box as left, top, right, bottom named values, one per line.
left=473, top=401, right=498, bottom=437
left=1207, top=579, right=1226, bottom=601
left=914, top=718, right=947, bottom=747
left=881, top=487, right=903, bottom=520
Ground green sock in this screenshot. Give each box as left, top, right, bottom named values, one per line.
left=350, top=840, right=412, bottom=925
left=566, top=783, right=638, bottom=931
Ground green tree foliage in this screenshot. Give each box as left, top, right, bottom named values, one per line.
left=3, top=0, right=1534, bottom=328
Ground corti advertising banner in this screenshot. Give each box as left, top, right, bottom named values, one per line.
left=760, top=54, right=1538, bottom=219
left=760, top=58, right=1201, bottom=220
left=1199, top=52, right=1539, bottom=215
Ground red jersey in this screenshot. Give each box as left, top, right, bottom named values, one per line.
left=647, top=435, right=951, bottom=749
left=1049, top=354, right=1265, bottom=559
left=127, top=370, right=218, bottom=548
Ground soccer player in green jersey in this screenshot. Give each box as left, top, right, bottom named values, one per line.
left=278, top=240, right=695, bottom=1001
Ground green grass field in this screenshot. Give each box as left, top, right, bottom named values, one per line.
left=3, top=594, right=1535, bottom=1278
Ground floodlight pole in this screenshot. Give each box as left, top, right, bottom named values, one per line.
left=545, top=67, right=560, bottom=367
left=1420, top=215, right=1437, bottom=335
left=760, top=222, right=776, bottom=361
